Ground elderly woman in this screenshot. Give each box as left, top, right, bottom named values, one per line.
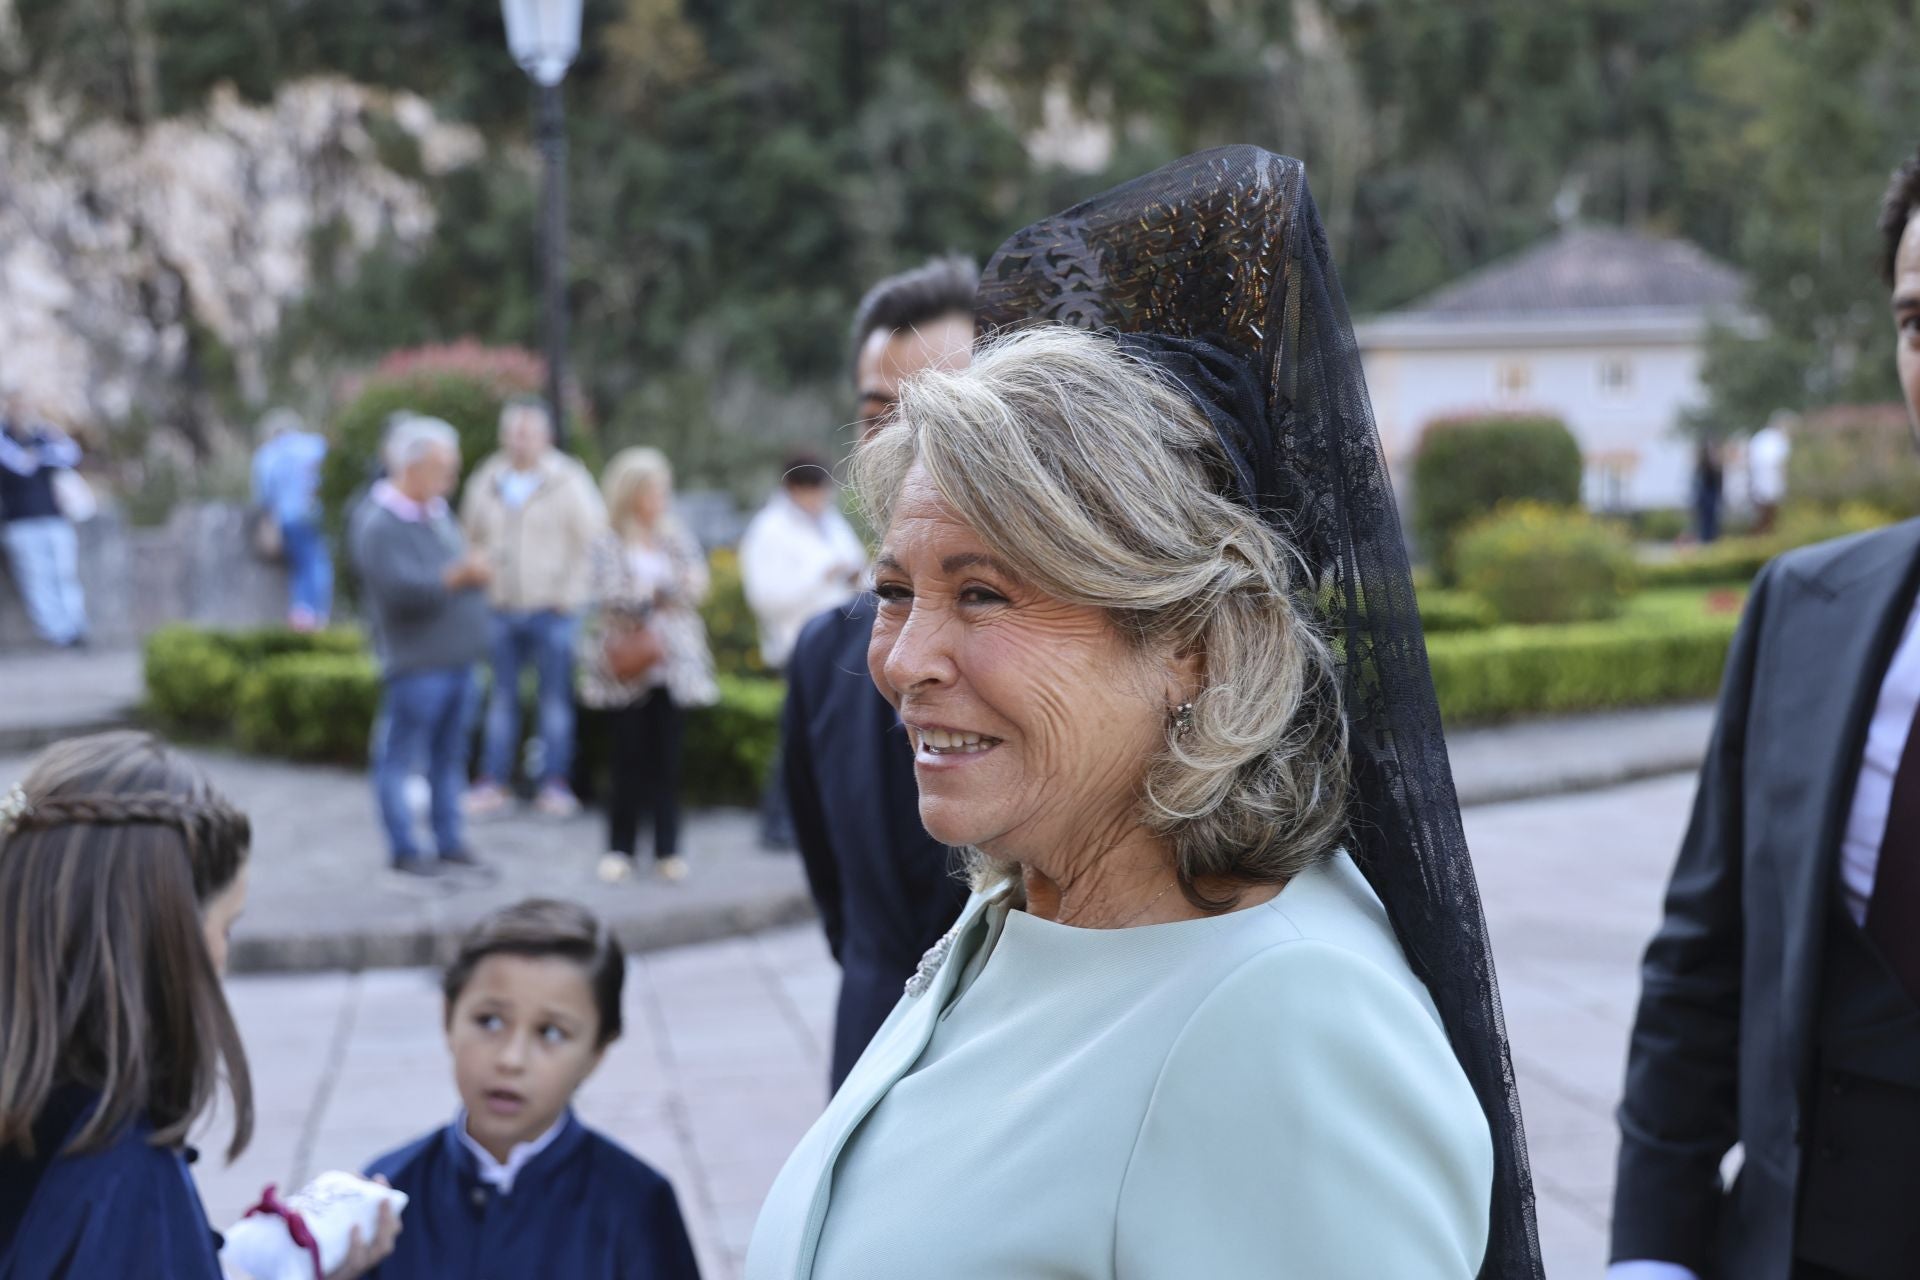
left=578, top=447, right=718, bottom=884
left=746, top=150, right=1539, bottom=1280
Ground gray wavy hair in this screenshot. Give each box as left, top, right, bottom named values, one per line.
left=853, top=324, right=1350, bottom=907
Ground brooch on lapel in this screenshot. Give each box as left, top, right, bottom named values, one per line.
left=904, top=926, right=960, bottom=998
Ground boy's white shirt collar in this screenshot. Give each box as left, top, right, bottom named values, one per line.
left=455, top=1108, right=569, bottom=1196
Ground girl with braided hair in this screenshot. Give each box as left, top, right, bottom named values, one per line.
left=0, top=731, right=398, bottom=1278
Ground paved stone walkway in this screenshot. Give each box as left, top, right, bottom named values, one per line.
left=195, top=772, right=1700, bottom=1279
left=0, top=646, right=143, bottom=752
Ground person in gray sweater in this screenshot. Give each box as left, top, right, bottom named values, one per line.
left=349, top=414, right=493, bottom=877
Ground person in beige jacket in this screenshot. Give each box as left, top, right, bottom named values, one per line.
left=459, top=398, right=606, bottom=819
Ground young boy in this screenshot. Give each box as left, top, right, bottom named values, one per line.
left=363, top=900, right=700, bottom=1279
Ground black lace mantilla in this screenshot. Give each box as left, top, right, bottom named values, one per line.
left=978, top=146, right=1544, bottom=1280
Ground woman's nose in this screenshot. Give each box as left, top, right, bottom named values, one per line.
left=878, top=602, right=957, bottom=695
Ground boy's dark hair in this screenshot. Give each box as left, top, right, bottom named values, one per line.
left=848, top=254, right=980, bottom=374
left=0, top=731, right=253, bottom=1161
left=1879, top=145, right=1920, bottom=285
left=443, top=899, right=625, bottom=1047
left=781, top=449, right=831, bottom=489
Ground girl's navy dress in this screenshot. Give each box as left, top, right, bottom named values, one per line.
left=0, top=1088, right=223, bottom=1279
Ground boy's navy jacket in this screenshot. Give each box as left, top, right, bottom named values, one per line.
left=365, top=1111, right=701, bottom=1280
left=0, top=1087, right=224, bottom=1279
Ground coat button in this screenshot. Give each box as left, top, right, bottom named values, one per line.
left=470, top=1186, right=488, bottom=1209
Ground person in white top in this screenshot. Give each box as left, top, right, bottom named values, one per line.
left=1610, top=144, right=1920, bottom=1280
left=738, top=453, right=868, bottom=670
left=1748, top=412, right=1793, bottom=535
left=738, top=451, right=867, bottom=848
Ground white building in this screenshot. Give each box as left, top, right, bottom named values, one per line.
left=1354, top=226, right=1754, bottom=512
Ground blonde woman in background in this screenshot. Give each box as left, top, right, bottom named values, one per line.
left=579, top=448, right=718, bottom=884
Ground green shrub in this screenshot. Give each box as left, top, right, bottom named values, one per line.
left=702, top=547, right=769, bottom=679
left=1411, top=413, right=1584, bottom=580
left=1786, top=405, right=1920, bottom=517
left=144, top=625, right=243, bottom=734
left=145, top=626, right=370, bottom=737
left=1454, top=503, right=1637, bottom=625
left=1416, top=589, right=1495, bottom=634
left=234, top=653, right=381, bottom=762
left=1428, top=613, right=1740, bottom=723
left=683, top=676, right=785, bottom=806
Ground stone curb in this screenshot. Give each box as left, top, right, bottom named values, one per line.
left=0, top=710, right=140, bottom=756
left=228, top=885, right=818, bottom=975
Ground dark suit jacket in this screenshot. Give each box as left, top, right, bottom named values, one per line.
left=1611, top=518, right=1920, bottom=1278
left=782, top=594, right=969, bottom=1087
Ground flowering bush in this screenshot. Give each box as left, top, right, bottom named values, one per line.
left=1455, top=502, right=1638, bottom=625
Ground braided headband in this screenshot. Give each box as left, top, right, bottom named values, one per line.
left=0, top=784, right=243, bottom=844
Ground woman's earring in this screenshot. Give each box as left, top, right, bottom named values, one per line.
left=1171, top=700, right=1195, bottom=739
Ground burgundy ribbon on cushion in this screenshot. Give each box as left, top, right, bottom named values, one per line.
left=243, top=1183, right=326, bottom=1280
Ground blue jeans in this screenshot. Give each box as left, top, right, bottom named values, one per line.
left=480, top=609, right=579, bottom=788
left=371, top=666, right=478, bottom=861
left=3, top=517, right=86, bottom=645
left=280, top=517, right=333, bottom=623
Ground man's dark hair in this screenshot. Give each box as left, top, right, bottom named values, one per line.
left=849, top=254, right=980, bottom=372
left=781, top=449, right=831, bottom=489
left=442, top=898, right=625, bottom=1047
left=1880, top=146, right=1920, bottom=285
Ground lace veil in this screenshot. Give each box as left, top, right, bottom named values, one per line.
left=977, top=146, right=1543, bottom=1280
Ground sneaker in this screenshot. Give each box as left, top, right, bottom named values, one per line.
left=656, top=855, right=690, bottom=884
left=391, top=856, right=442, bottom=879
left=597, top=853, right=633, bottom=884
left=463, top=783, right=511, bottom=819
left=533, top=783, right=581, bottom=820
left=438, top=847, right=486, bottom=868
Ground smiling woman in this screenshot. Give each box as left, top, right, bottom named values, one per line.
left=745, top=147, right=1537, bottom=1280
left=860, top=325, right=1349, bottom=920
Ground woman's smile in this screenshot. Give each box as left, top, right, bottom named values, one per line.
left=907, top=722, right=1005, bottom=765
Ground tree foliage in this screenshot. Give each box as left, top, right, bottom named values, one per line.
left=11, top=0, right=1920, bottom=477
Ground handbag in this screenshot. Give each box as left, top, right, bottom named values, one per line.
left=248, top=506, right=284, bottom=562
left=602, top=616, right=665, bottom=682
left=51, top=469, right=98, bottom=523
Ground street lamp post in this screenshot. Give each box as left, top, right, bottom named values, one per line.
left=501, top=0, right=583, bottom=449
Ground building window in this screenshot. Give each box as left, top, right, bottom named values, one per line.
left=1494, top=361, right=1531, bottom=398
left=1598, top=357, right=1633, bottom=395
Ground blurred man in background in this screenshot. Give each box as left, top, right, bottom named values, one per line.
left=351, top=414, right=492, bottom=879
left=1611, top=147, right=1920, bottom=1280
left=780, top=255, right=977, bottom=1087
left=461, top=398, right=605, bottom=821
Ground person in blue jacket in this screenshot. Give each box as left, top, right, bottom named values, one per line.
left=0, top=730, right=397, bottom=1279
left=364, top=899, right=701, bottom=1280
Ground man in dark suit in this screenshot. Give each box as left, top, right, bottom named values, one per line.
left=1610, top=151, right=1920, bottom=1280
left=783, top=256, right=977, bottom=1088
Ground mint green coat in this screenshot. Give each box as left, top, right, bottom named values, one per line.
left=746, top=850, right=1493, bottom=1279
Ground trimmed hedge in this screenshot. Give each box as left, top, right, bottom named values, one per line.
left=1428, top=613, right=1738, bottom=723
left=144, top=624, right=364, bottom=735
left=146, top=625, right=782, bottom=806
left=1638, top=502, right=1897, bottom=589
left=1416, top=589, right=1495, bottom=634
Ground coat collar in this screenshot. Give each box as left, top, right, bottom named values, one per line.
left=440, top=1108, right=585, bottom=1197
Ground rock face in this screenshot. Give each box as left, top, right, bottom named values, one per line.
left=0, top=77, right=481, bottom=435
